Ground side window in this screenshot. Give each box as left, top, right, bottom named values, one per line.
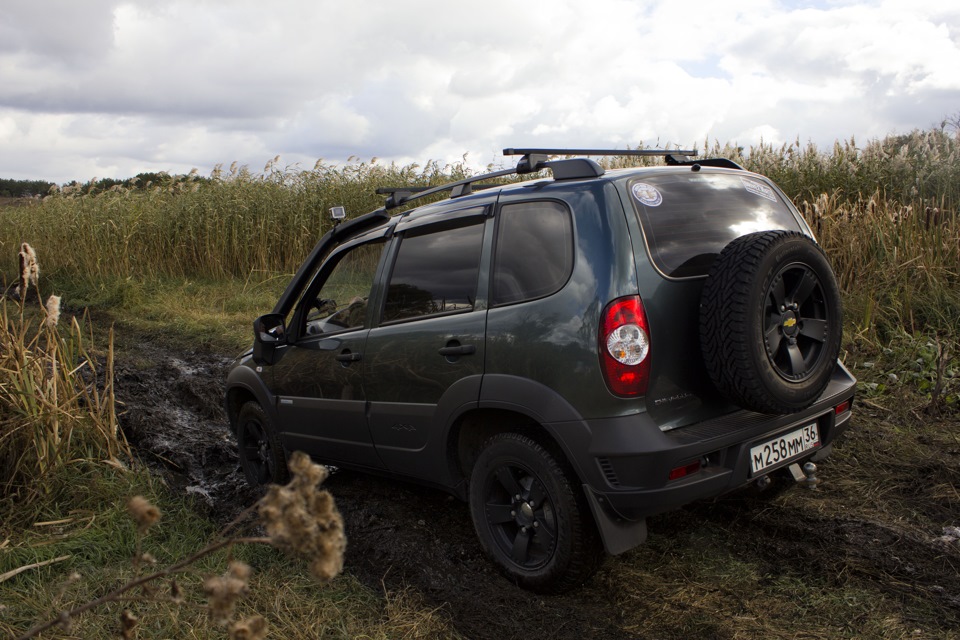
left=382, top=219, right=485, bottom=323
left=303, top=240, right=386, bottom=335
left=492, top=201, right=574, bottom=306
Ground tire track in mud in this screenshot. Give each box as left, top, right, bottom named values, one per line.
left=111, top=342, right=636, bottom=640
left=111, top=338, right=960, bottom=639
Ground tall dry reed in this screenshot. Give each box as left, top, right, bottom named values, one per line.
left=800, top=190, right=960, bottom=338
left=0, top=129, right=957, bottom=339
left=0, top=263, right=126, bottom=503
left=1, top=158, right=470, bottom=282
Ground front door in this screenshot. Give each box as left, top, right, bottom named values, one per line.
left=271, top=237, right=387, bottom=469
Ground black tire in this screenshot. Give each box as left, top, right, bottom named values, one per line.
left=700, top=230, right=842, bottom=414
left=236, top=401, right=289, bottom=486
left=468, top=432, right=603, bottom=593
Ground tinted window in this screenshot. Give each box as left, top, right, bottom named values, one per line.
left=492, top=201, right=574, bottom=305
left=382, top=220, right=485, bottom=323
left=629, top=173, right=802, bottom=277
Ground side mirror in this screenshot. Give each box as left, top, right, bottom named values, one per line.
left=253, top=313, right=286, bottom=365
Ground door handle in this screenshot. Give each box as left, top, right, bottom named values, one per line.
left=438, top=344, right=476, bottom=357
left=335, top=351, right=362, bottom=363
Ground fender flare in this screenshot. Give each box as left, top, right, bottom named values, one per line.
left=225, top=362, right=280, bottom=428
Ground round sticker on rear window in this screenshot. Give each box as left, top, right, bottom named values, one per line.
left=632, top=182, right=662, bottom=207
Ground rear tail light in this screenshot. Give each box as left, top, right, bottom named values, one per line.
left=835, top=400, right=851, bottom=415
left=599, top=295, right=651, bottom=397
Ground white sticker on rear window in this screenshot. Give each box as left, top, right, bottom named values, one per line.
left=632, top=182, right=662, bottom=207
left=740, top=177, right=778, bottom=202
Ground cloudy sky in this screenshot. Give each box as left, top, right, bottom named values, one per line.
left=2, top=0, right=959, bottom=184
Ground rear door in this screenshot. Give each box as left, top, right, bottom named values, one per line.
left=363, top=204, right=492, bottom=482
left=622, top=170, right=808, bottom=429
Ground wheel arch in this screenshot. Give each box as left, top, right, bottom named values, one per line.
left=224, top=364, right=280, bottom=427
left=447, top=374, right=598, bottom=490
left=451, top=408, right=560, bottom=485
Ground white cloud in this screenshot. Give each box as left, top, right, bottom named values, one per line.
left=0, top=0, right=958, bottom=183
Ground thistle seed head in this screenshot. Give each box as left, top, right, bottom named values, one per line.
left=257, top=451, right=345, bottom=582
left=127, top=496, right=161, bottom=534
left=229, top=615, right=268, bottom=640
left=204, top=560, right=251, bottom=625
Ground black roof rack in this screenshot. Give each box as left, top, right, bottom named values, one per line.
left=379, top=147, right=702, bottom=210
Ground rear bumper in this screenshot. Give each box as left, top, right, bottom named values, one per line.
left=571, top=363, right=856, bottom=522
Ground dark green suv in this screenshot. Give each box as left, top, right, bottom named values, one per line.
left=225, top=148, right=855, bottom=592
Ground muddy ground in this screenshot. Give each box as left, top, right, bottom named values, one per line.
left=114, top=333, right=960, bottom=640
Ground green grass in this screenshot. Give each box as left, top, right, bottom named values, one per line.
left=0, top=463, right=463, bottom=639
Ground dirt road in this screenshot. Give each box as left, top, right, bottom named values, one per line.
left=114, top=335, right=960, bottom=639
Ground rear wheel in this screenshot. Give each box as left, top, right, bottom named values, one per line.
left=236, top=401, right=289, bottom=486
left=468, top=432, right=603, bottom=593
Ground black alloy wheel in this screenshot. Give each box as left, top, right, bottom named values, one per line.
left=483, top=460, right=559, bottom=569
left=763, top=262, right=830, bottom=382
left=469, top=432, right=603, bottom=593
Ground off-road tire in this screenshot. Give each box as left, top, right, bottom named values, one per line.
left=468, top=432, right=604, bottom=593
left=700, top=230, right=842, bottom=414
left=236, top=401, right=289, bottom=486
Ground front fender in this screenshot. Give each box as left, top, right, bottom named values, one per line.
left=225, top=357, right=281, bottom=428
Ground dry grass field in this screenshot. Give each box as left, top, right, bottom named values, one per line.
left=1, top=132, right=958, bottom=638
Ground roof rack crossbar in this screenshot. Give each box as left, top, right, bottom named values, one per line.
left=503, top=147, right=697, bottom=157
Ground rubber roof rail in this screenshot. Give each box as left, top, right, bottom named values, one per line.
left=502, top=147, right=698, bottom=157
left=381, top=166, right=518, bottom=209
left=380, top=148, right=699, bottom=210
left=376, top=183, right=500, bottom=197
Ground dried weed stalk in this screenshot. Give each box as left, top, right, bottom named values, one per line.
left=1, top=244, right=126, bottom=503
left=16, top=454, right=345, bottom=639
left=258, top=451, right=346, bottom=581
left=17, top=242, right=39, bottom=299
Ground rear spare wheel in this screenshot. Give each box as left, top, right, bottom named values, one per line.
left=700, top=230, right=842, bottom=414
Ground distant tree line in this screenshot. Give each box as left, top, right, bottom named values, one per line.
left=81, top=172, right=210, bottom=193
left=1, top=172, right=209, bottom=197
left=0, top=178, right=55, bottom=198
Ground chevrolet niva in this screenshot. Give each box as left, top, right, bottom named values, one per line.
left=225, top=148, right=855, bottom=592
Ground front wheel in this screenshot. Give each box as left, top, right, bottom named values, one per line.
left=236, top=401, right=289, bottom=486
left=468, top=432, right=603, bottom=593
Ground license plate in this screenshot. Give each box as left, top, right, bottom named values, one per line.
left=750, top=423, right=820, bottom=475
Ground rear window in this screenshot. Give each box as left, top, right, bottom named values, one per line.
left=628, top=173, right=802, bottom=278
left=492, top=201, right=573, bottom=306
